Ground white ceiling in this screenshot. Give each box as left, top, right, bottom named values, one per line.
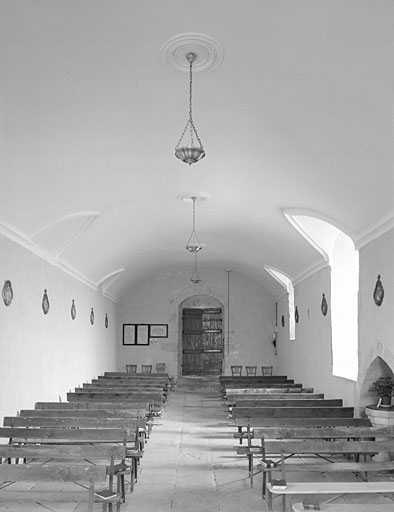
left=1, top=1, right=393, bottom=300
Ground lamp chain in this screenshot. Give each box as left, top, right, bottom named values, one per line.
left=175, top=54, right=203, bottom=150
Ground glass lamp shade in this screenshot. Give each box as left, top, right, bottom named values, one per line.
left=175, top=146, right=205, bottom=165
left=190, top=269, right=201, bottom=284
left=186, top=230, right=202, bottom=253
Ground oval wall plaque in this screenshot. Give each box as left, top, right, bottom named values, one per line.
left=71, top=299, right=76, bottom=320
left=373, top=274, right=384, bottom=306
left=2, top=280, right=13, bottom=306
left=42, top=289, right=50, bottom=315
left=321, top=293, right=328, bottom=316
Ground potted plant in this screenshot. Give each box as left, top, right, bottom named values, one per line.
left=369, top=376, right=394, bottom=407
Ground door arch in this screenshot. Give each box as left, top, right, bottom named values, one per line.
left=180, top=295, right=224, bottom=376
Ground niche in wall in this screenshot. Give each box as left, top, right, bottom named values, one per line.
left=359, top=356, right=394, bottom=411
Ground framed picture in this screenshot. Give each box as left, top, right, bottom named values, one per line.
left=149, top=324, right=168, bottom=338
left=123, top=324, right=150, bottom=345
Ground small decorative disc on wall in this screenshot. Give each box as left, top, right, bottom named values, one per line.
left=71, top=299, right=76, bottom=320
left=295, top=306, right=299, bottom=324
left=281, top=314, right=285, bottom=327
left=321, top=293, right=328, bottom=316
left=373, top=274, right=384, bottom=306
left=90, top=307, right=95, bottom=325
left=105, top=313, right=108, bottom=329
left=42, top=289, right=50, bottom=315
left=2, top=280, right=13, bottom=306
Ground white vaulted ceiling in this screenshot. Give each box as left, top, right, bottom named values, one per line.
left=1, top=1, right=393, bottom=300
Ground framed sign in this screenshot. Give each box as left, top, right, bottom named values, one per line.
left=149, top=324, right=168, bottom=338
left=123, top=324, right=150, bottom=345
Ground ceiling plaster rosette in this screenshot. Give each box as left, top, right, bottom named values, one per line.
left=160, top=33, right=224, bottom=75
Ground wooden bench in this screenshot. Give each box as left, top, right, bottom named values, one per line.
left=249, top=426, right=394, bottom=492
left=0, top=443, right=126, bottom=510
left=259, top=438, right=394, bottom=511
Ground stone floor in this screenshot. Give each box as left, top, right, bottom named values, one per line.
left=1, top=376, right=394, bottom=511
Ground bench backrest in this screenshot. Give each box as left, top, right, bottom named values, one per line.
left=263, top=438, right=394, bottom=455
left=0, top=443, right=126, bottom=460
left=253, top=425, right=394, bottom=440
left=4, top=416, right=143, bottom=429
left=0, top=463, right=108, bottom=483
left=234, top=418, right=371, bottom=428
left=231, top=399, right=342, bottom=407
left=35, top=401, right=150, bottom=410
left=23, top=408, right=145, bottom=418
left=0, top=426, right=136, bottom=443
left=67, top=392, right=163, bottom=402
left=232, top=407, right=354, bottom=419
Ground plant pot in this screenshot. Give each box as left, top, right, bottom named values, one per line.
left=378, top=395, right=392, bottom=408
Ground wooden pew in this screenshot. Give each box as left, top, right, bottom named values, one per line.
left=0, top=443, right=125, bottom=510
left=0, top=426, right=139, bottom=498
left=264, top=438, right=394, bottom=512
left=233, top=417, right=372, bottom=446
left=245, top=425, right=394, bottom=492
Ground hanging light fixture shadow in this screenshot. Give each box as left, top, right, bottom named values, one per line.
left=175, top=53, right=205, bottom=165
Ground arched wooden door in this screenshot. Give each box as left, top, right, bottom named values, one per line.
left=182, top=308, right=223, bottom=375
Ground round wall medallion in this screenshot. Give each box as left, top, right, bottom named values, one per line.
left=90, top=307, right=95, bottom=325
left=105, top=313, right=108, bottom=329
left=321, top=293, right=328, bottom=316
left=42, top=289, right=50, bottom=315
left=71, top=299, right=76, bottom=320
left=160, top=33, right=224, bottom=75
left=2, top=280, right=13, bottom=306
left=295, top=306, right=299, bottom=324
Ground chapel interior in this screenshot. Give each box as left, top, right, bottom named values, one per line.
left=1, top=1, right=394, bottom=511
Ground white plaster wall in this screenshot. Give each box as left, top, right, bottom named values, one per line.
left=357, top=228, right=394, bottom=410
left=276, top=267, right=355, bottom=406
left=118, top=269, right=276, bottom=377
left=0, top=235, right=117, bottom=419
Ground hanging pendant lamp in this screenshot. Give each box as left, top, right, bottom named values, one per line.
left=186, top=196, right=202, bottom=253
left=190, top=252, right=201, bottom=284
left=175, top=53, right=205, bottom=165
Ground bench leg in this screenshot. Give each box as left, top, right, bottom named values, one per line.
left=267, top=488, right=273, bottom=512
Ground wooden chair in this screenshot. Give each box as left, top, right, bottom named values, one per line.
left=246, top=366, right=257, bottom=376
left=141, top=365, right=152, bottom=374
left=231, top=365, right=242, bottom=376
left=262, top=365, right=273, bottom=376
left=126, top=364, right=137, bottom=373
left=156, top=363, right=166, bottom=373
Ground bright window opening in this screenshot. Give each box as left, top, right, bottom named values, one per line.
left=285, top=214, right=359, bottom=381
left=265, top=266, right=295, bottom=341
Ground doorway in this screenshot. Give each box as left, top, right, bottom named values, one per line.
left=182, top=308, right=223, bottom=375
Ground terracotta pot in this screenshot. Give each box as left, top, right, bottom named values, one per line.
left=379, top=395, right=392, bottom=407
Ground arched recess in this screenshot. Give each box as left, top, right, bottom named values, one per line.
left=359, top=356, right=394, bottom=412
left=178, top=295, right=225, bottom=376
left=284, top=210, right=359, bottom=381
